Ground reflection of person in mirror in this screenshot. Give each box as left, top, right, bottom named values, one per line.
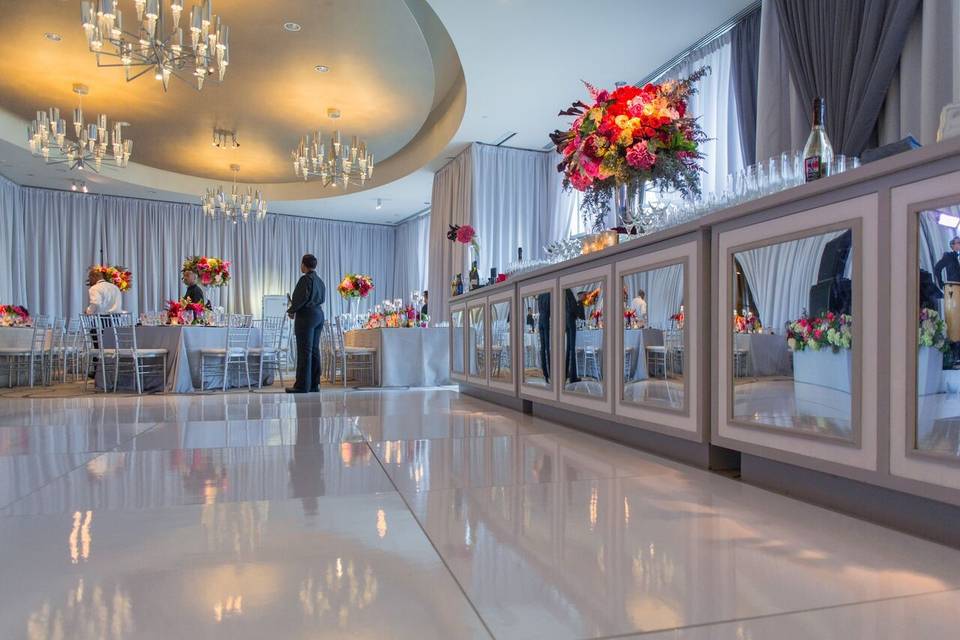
left=934, top=236, right=960, bottom=366
left=565, top=289, right=586, bottom=382
left=630, top=290, right=648, bottom=328
left=933, top=237, right=960, bottom=290
left=537, top=293, right=551, bottom=382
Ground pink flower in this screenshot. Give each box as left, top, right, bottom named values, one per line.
left=569, top=171, right=593, bottom=191
left=626, top=141, right=656, bottom=170
left=456, top=225, right=476, bottom=244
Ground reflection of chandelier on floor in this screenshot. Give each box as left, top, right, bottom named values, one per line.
left=27, top=84, right=133, bottom=172
left=80, top=0, right=230, bottom=92
left=292, top=130, right=374, bottom=188
left=202, top=164, right=267, bottom=223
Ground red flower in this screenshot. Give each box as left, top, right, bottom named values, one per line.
left=456, top=225, right=476, bottom=244
left=200, top=273, right=212, bottom=285
left=569, top=171, right=593, bottom=191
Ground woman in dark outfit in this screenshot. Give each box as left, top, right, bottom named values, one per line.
left=286, top=254, right=326, bottom=393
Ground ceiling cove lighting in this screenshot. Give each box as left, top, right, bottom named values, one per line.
left=27, top=83, right=133, bottom=172
left=80, top=0, right=230, bottom=92
left=202, top=163, right=267, bottom=223
left=938, top=211, right=960, bottom=228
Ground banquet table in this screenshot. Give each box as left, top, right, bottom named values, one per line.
left=0, top=327, right=52, bottom=386
left=345, top=327, right=450, bottom=387
left=102, top=325, right=269, bottom=393
left=734, top=332, right=792, bottom=377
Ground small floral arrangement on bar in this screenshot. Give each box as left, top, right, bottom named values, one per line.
left=671, top=308, right=685, bottom=329
left=734, top=311, right=762, bottom=334
left=91, top=264, right=132, bottom=292
left=446, top=224, right=480, bottom=256
left=919, top=308, right=949, bottom=353
left=787, top=312, right=852, bottom=352
left=0, top=304, right=30, bottom=327
left=337, top=274, right=374, bottom=299
left=182, top=256, right=231, bottom=287
left=624, top=308, right=638, bottom=325
left=365, top=313, right=383, bottom=330
left=550, top=68, right=709, bottom=228
left=165, top=298, right=212, bottom=325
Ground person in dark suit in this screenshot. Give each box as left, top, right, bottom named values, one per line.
left=933, top=237, right=960, bottom=290
left=564, top=289, right=585, bottom=383
left=286, top=254, right=326, bottom=393
left=536, top=292, right=551, bottom=382
left=183, top=269, right=205, bottom=304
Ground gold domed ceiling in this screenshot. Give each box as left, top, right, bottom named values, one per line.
left=0, top=0, right=462, bottom=192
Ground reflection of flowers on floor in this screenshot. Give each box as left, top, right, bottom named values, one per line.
left=919, top=308, right=949, bottom=352
left=787, top=313, right=852, bottom=352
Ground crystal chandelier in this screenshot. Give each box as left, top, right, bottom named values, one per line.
left=27, top=84, right=133, bottom=172
left=80, top=0, right=230, bottom=92
left=292, top=130, right=375, bottom=188
left=202, top=164, right=267, bottom=223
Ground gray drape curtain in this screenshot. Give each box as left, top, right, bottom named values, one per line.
left=393, top=211, right=430, bottom=299
left=0, top=180, right=399, bottom=319
left=732, top=6, right=762, bottom=165
left=772, top=0, right=921, bottom=156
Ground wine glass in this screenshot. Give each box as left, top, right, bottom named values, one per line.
left=182, top=310, right=194, bottom=326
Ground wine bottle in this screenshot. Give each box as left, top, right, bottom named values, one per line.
left=518, top=247, right=523, bottom=262
left=450, top=276, right=457, bottom=298
left=469, top=262, right=480, bottom=291
left=802, top=97, right=834, bottom=182
left=455, top=274, right=464, bottom=296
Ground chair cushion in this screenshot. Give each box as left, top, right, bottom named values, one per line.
left=0, top=348, right=31, bottom=355
left=116, top=348, right=168, bottom=357
left=344, top=347, right=376, bottom=355
left=200, top=348, right=248, bottom=356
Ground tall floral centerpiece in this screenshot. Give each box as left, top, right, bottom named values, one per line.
left=91, top=264, right=133, bottom=292
left=182, top=256, right=231, bottom=287
left=447, top=224, right=480, bottom=264
left=337, top=274, right=374, bottom=325
left=0, top=305, right=30, bottom=327
left=918, top=308, right=948, bottom=395
left=550, top=69, right=708, bottom=232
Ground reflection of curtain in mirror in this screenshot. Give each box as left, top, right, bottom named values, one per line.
left=624, top=265, right=684, bottom=330
left=735, top=230, right=847, bottom=333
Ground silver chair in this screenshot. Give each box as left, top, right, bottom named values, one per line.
left=111, top=323, right=168, bottom=394
left=199, top=319, right=253, bottom=391
left=0, top=315, right=50, bottom=387
left=250, top=316, right=287, bottom=389
left=332, top=315, right=377, bottom=387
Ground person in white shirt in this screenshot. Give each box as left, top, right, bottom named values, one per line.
left=630, top=290, right=648, bottom=328
left=85, top=268, right=123, bottom=315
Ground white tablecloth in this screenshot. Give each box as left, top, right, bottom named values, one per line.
left=624, top=328, right=664, bottom=381
left=104, top=326, right=267, bottom=393
left=0, top=327, right=51, bottom=386
left=734, top=333, right=792, bottom=377
left=345, top=328, right=451, bottom=387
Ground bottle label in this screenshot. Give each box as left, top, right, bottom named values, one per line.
left=804, top=155, right=822, bottom=182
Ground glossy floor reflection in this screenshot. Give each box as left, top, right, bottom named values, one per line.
left=1, top=387, right=959, bottom=639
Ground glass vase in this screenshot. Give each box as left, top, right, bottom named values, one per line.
left=613, top=178, right=646, bottom=231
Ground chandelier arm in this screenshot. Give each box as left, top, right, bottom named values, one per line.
left=125, top=65, right=158, bottom=81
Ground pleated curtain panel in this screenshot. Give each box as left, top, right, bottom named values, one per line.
left=0, top=174, right=415, bottom=320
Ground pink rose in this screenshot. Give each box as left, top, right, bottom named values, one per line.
left=456, top=225, right=476, bottom=244
left=569, top=171, right=593, bottom=191
left=626, top=141, right=656, bottom=170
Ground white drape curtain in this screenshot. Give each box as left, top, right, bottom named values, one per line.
left=736, top=230, right=846, bottom=333
left=0, top=182, right=399, bottom=319
left=757, top=0, right=960, bottom=162
left=393, top=211, right=430, bottom=299
left=624, top=264, right=685, bottom=330
left=660, top=31, right=745, bottom=196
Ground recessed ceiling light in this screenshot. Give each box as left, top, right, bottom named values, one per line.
left=314, top=65, right=329, bottom=73
left=283, top=22, right=301, bottom=32
left=44, top=32, right=62, bottom=42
